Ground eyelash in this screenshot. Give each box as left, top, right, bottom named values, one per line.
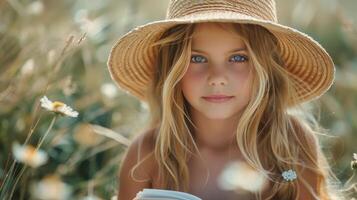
left=190, top=54, right=249, bottom=64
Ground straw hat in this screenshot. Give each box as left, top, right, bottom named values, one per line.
left=107, top=0, right=335, bottom=105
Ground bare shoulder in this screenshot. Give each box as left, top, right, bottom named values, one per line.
left=117, top=127, right=158, bottom=200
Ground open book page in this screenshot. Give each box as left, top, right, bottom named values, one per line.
left=136, top=189, right=202, bottom=200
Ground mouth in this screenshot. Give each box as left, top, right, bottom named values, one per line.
left=202, top=95, right=234, bottom=103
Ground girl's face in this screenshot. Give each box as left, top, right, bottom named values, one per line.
left=181, top=23, right=254, bottom=120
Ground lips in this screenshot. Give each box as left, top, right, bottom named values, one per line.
left=202, top=95, right=234, bottom=103
left=202, top=95, right=234, bottom=99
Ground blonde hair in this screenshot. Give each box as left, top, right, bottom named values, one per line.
left=131, top=22, right=345, bottom=199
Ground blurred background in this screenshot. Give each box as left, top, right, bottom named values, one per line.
left=0, top=0, right=356, bottom=199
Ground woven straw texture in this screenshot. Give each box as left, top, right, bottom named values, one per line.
left=107, top=0, right=335, bottom=106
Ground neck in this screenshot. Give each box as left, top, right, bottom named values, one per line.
left=190, top=110, right=242, bottom=153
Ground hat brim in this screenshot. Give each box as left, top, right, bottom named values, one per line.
left=107, top=11, right=335, bottom=105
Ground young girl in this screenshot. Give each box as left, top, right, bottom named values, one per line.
left=107, top=0, right=345, bottom=199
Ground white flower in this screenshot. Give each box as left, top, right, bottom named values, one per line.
left=282, top=169, right=297, bottom=181
left=218, top=161, right=268, bottom=192
left=140, top=102, right=149, bottom=111
left=352, top=153, right=357, bottom=170
left=30, top=175, right=72, bottom=200
left=81, top=195, right=103, bottom=200
left=27, top=0, right=44, bottom=15
left=100, top=83, right=118, bottom=99
left=20, top=59, right=35, bottom=75
left=47, top=49, right=56, bottom=65
left=12, top=142, right=48, bottom=168
left=40, top=96, right=78, bottom=117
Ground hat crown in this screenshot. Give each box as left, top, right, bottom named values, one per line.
left=166, top=0, right=278, bottom=22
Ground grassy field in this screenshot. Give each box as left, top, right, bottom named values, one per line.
left=0, top=0, right=356, bottom=199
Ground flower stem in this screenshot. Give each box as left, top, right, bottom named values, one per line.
left=23, top=111, right=43, bottom=145
left=8, top=165, right=27, bottom=200
left=2, top=115, right=57, bottom=199
left=0, top=161, right=17, bottom=199
left=36, top=115, right=57, bottom=150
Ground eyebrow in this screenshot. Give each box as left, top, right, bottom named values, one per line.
left=191, top=47, right=247, bottom=54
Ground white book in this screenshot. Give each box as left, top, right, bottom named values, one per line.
left=136, top=189, right=202, bottom=200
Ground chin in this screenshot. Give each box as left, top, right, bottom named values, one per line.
left=202, top=111, right=237, bottom=120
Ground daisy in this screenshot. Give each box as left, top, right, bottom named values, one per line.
left=40, top=96, right=78, bottom=117
left=351, top=153, right=357, bottom=170
left=218, top=161, right=268, bottom=192
left=82, top=194, right=103, bottom=200
left=30, top=175, right=72, bottom=199
left=12, top=142, right=48, bottom=168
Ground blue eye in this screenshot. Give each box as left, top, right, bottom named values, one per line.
left=229, top=55, right=248, bottom=62
left=190, top=55, right=207, bottom=63
left=190, top=54, right=248, bottom=64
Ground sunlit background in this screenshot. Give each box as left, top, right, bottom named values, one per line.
left=0, top=0, right=356, bottom=199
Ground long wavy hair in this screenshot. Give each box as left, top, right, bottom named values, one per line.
left=131, top=22, right=345, bottom=200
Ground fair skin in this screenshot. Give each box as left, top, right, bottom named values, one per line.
left=180, top=22, right=253, bottom=152
left=118, top=22, right=319, bottom=200
left=180, top=22, right=259, bottom=200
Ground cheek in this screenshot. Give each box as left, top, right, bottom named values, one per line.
left=181, top=68, right=204, bottom=96
left=230, top=67, right=254, bottom=92
left=232, top=70, right=251, bottom=84
left=182, top=66, right=206, bottom=84
left=230, top=63, right=251, bottom=75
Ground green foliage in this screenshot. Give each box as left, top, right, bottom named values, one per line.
left=0, top=0, right=356, bottom=199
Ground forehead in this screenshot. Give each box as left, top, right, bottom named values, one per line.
left=191, top=22, right=245, bottom=47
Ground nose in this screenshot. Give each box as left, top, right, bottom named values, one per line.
left=208, top=68, right=228, bottom=86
